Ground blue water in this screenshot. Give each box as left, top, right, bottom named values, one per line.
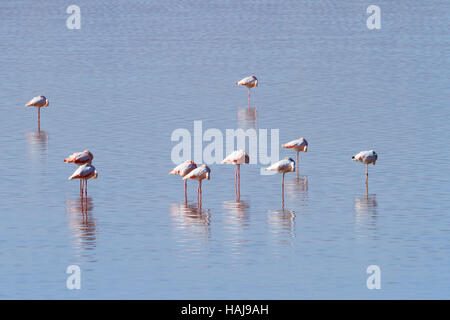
left=0, top=0, right=449, bottom=299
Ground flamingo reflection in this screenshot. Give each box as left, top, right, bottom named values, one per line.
left=222, top=199, right=250, bottom=227
left=66, top=196, right=97, bottom=262
left=267, top=209, right=296, bottom=246
left=169, top=203, right=211, bottom=250
left=284, top=176, right=309, bottom=206
left=222, top=199, right=250, bottom=255
left=354, top=194, right=378, bottom=228
left=26, top=130, right=48, bottom=157
left=237, top=107, right=258, bottom=129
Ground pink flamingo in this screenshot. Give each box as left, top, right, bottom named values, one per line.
left=265, top=157, right=296, bottom=208
left=282, top=137, right=308, bottom=178
left=169, top=160, right=197, bottom=203
left=352, top=150, right=378, bottom=184
left=236, top=75, right=258, bottom=108
left=222, top=150, right=249, bottom=201
left=68, top=164, right=98, bottom=198
left=183, top=165, right=211, bottom=208
left=64, top=150, right=94, bottom=195
left=25, top=95, right=49, bottom=131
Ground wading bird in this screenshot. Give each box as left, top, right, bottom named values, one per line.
left=352, top=150, right=378, bottom=184
left=64, top=150, right=94, bottom=195
left=183, top=165, right=211, bottom=208
left=222, top=150, right=249, bottom=201
left=236, top=75, right=258, bottom=108
left=282, top=137, right=308, bottom=178
left=25, top=95, right=49, bottom=131
left=265, top=157, right=296, bottom=207
left=169, top=160, right=197, bottom=203
left=68, top=164, right=98, bottom=197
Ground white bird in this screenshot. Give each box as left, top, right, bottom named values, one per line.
left=68, top=164, right=98, bottom=197
left=183, top=165, right=211, bottom=207
left=352, top=150, right=378, bottom=184
left=25, top=95, right=49, bottom=131
left=169, top=160, right=197, bottom=202
left=236, top=75, right=258, bottom=108
left=64, top=150, right=94, bottom=195
left=282, top=137, right=308, bottom=177
left=265, top=157, right=295, bottom=207
left=222, top=150, right=249, bottom=201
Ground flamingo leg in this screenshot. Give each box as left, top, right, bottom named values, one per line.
left=235, top=165, right=237, bottom=200
left=297, top=151, right=299, bottom=180
left=248, top=88, right=250, bottom=109
left=366, top=180, right=369, bottom=197
left=237, top=164, right=241, bottom=201
left=85, top=179, right=87, bottom=198
left=282, top=173, right=285, bottom=209
left=184, top=180, right=187, bottom=204
left=37, top=107, right=41, bottom=132
left=366, top=164, right=369, bottom=185
left=198, top=180, right=202, bottom=208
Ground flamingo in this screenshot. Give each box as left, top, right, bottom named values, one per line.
left=282, top=137, right=308, bottom=178
left=64, top=150, right=94, bottom=195
left=169, top=160, right=197, bottom=203
left=265, top=157, right=295, bottom=207
left=236, top=75, right=258, bottom=108
left=68, top=164, right=98, bottom=198
left=183, top=165, right=211, bottom=208
left=352, top=150, right=378, bottom=184
left=221, top=150, right=249, bottom=201
left=25, top=95, right=49, bottom=131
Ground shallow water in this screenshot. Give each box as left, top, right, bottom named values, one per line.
left=0, top=0, right=449, bottom=299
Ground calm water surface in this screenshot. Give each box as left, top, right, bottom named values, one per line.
left=0, top=0, right=449, bottom=299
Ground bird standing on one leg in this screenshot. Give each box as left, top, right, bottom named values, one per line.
left=183, top=165, right=211, bottom=208
left=352, top=150, right=378, bottom=185
left=265, top=157, right=296, bottom=208
left=236, top=75, right=258, bottom=109
left=25, top=95, right=49, bottom=131
left=169, top=160, right=197, bottom=204
left=282, top=137, right=308, bottom=179
left=222, top=150, right=249, bottom=201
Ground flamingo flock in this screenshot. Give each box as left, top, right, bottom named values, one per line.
left=167, top=75, right=378, bottom=207
left=23, top=74, right=378, bottom=208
